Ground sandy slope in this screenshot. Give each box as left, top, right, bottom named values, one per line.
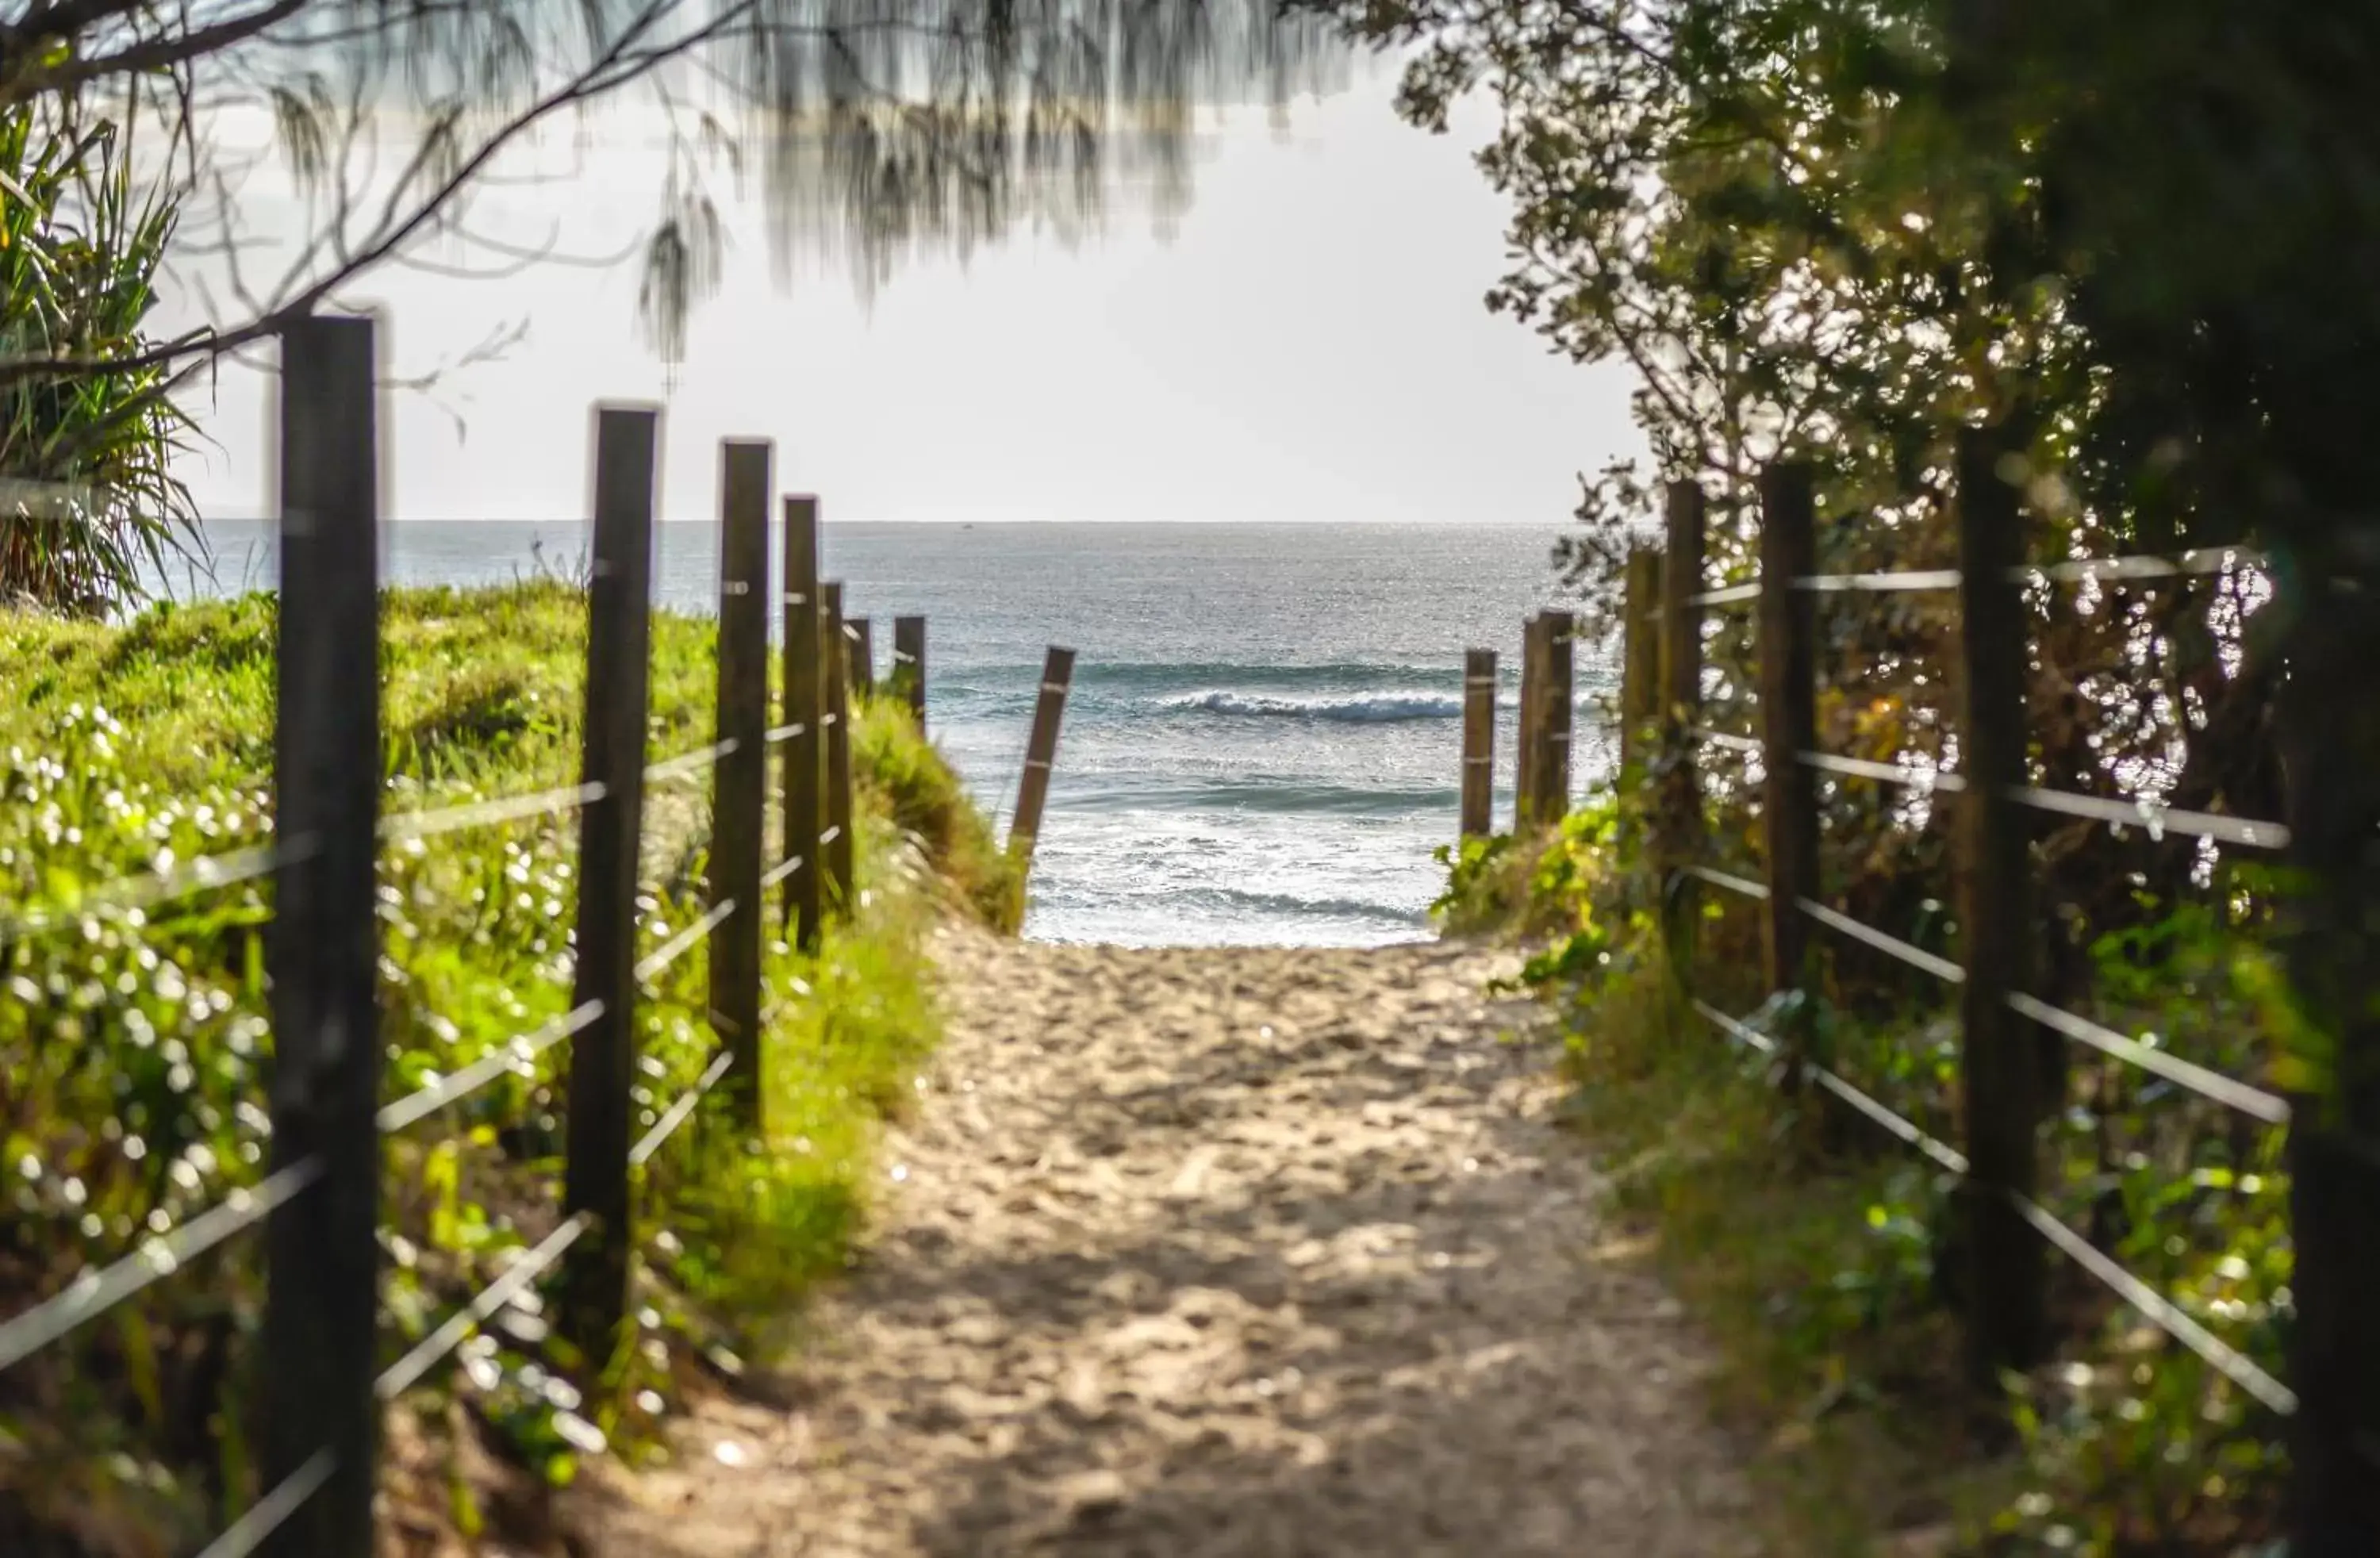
left=585, top=926, right=1756, bottom=1556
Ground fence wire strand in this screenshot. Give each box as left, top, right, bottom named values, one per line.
left=381, top=781, right=606, bottom=843
left=191, top=1449, right=336, bottom=1558
left=1795, top=569, right=1963, bottom=593
left=378, top=1000, right=607, bottom=1134
left=2009, top=1196, right=2298, bottom=1415
left=1681, top=864, right=1770, bottom=901
left=1796, top=897, right=1967, bottom=985
left=1789, top=750, right=2286, bottom=848
left=631, top=1050, right=735, bottom=1167
left=0, top=837, right=309, bottom=946
left=2006, top=785, right=2289, bottom=850
left=1692, top=1000, right=2295, bottom=1415
left=645, top=738, right=739, bottom=785
left=0, top=1156, right=322, bottom=1372
left=1800, top=749, right=1968, bottom=792
left=1687, top=726, right=1763, bottom=756
left=2006, top=992, right=2290, bottom=1125
left=375, top=1215, right=588, bottom=1402
left=2023, top=550, right=2263, bottom=586
left=1676, top=548, right=2266, bottom=610
left=635, top=899, right=736, bottom=984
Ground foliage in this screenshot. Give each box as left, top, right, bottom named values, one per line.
left=0, top=581, right=997, bottom=1552
left=1305, top=0, right=2360, bottom=576
left=1430, top=834, right=1525, bottom=933
left=1530, top=900, right=1988, bottom=1556
left=1313, top=1, right=2362, bottom=1539
left=0, top=105, right=198, bottom=614
left=850, top=695, right=1027, bottom=933
left=0, top=0, right=1355, bottom=390
left=1431, top=793, right=1631, bottom=942
left=1982, top=901, right=2294, bottom=1556
left=1289, top=30, right=2308, bottom=1322
left=1459, top=784, right=2298, bottom=1553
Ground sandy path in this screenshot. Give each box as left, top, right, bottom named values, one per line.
left=594, top=927, right=1756, bottom=1557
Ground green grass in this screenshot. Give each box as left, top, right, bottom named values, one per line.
left=0, top=580, right=1008, bottom=1550
left=851, top=694, right=1026, bottom=934
left=1462, top=793, right=2295, bottom=1556
left=1445, top=806, right=1990, bottom=1554
left=1550, top=940, right=1998, bottom=1556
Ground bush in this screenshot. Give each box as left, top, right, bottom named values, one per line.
left=1444, top=781, right=2294, bottom=1555
left=0, top=585, right=1000, bottom=1551
left=850, top=695, right=1025, bottom=932
left=0, top=107, right=198, bottom=615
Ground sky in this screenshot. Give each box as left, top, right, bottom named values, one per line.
left=170, top=59, right=1645, bottom=526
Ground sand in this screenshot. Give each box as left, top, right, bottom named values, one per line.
left=585, top=926, right=1756, bottom=1556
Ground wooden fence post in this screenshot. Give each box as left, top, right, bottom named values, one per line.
left=893, top=614, right=927, bottom=732
left=708, top=439, right=770, bottom=1124
left=1534, top=611, right=1576, bottom=825
left=1514, top=615, right=1545, bottom=829
left=1952, top=424, right=2047, bottom=1383
left=1008, top=646, right=1076, bottom=865
left=1656, top=480, right=1708, bottom=958
left=821, top=581, right=857, bottom=914
left=263, top=313, right=383, bottom=1558
left=561, top=405, right=660, bottom=1372
left=848, top=616, right=875, bottom=698
left=2272, top=512, right=2380, bottom=1554
left=1618, top=546, right=1664, bottom=785
left=1459, top=647, right=1495, bottom=839
left=1757, top=463, right=1821, bottom=1096
left=780, top=497, right=825, bottom=950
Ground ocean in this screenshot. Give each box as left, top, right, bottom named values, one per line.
left=155, top=521, right=1610, bottom=946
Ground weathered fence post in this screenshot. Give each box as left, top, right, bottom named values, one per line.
left=893, top=614, right=927, bottom=732
left=821, top=581, right=857, bottom=914
left=781, top=497, right=825, bottom=950
left=1514, top=614, right=1545, bottom=829
left=1618, top=546, right=1664, bottom=784
left=708, top=439, right=770, bottom=1123
left=1655, top=480, right=1708, bottom=961
left=2273, top=514, right=2380, bottom=1553
left=263, top=313, right=384, bottom=1558
left=1757, top=463, right=1821, bottom=1099
left=1951, top=424, right=2047, bottom=1383
left=1008, top=646, right=1076, bottom=865
left=1459, top=647, right=1496, bottom=839
left=1533, top=610, right=1576, bottom=826
left=561, top=405, right=660, bottom=1372
left=848, top=616, right=875, bottom=697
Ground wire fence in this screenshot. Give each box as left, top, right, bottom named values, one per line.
left=0, top=317, right=884, bottom=1557
left=1610, top=429, right=2364, bottom=1541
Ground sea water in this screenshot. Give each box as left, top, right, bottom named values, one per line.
left=157, top=520, right=1612, bottom=946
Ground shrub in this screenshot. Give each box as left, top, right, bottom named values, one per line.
left=0, top=107, right=198, bottom=615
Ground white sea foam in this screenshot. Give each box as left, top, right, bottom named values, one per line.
left=1160, top=689, right=1464, bottom=723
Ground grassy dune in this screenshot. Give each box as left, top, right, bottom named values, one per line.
left=1445, top=804, right=2290, bottom=1556
left=0, top=581, right=1015, bottom=1552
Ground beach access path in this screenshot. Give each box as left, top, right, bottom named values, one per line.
left=582, top=926, right=1757, bottom=1556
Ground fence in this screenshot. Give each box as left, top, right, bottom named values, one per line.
left=1568, top=426, right=2371, bottom=1548
left=0, top=311, right=1072, bottom=1556
left=1458, top=612, right=1579, bottom=842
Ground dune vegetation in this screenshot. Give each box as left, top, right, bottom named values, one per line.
left=1442, top=796, right=2290, bottom=1557
left=0, top=580, right=1016, bottom=1552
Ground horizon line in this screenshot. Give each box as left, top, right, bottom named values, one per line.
left=192, top=515, right=1579, bottom=528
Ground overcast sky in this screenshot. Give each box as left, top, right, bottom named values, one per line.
left=171, top=63, right=1644, bottom=525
